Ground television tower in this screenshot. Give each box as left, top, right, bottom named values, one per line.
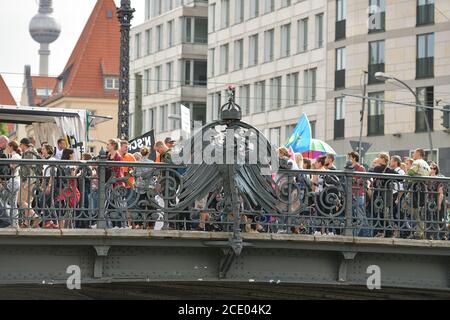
left=29, top=0, right=61, bottom=76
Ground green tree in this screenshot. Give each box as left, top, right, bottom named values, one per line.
left=0, top=123, right=7, bottom=136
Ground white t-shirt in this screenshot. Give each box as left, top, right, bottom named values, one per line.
left=10, top=152, right=21, bottom=177
left=54, top=148, right=64, bottom=160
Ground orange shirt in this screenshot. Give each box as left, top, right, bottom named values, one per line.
left=156, top=153, right=161, bottom=163
left=121, top=153, right=136, bottom=188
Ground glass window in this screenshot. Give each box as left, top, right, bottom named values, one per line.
left=135, top=33, right=141, bottom=59
left=160, top=105, right=168, bottom=132
left=298, top=18, right=308, bottom=53
left=145, top=29, right=152, bottom=55
left=265, top=0, right=275, bottom=13
left=250, top=0, right=259, bottom=18
left=194, top=18, right=208, bottom=43
left=369, top=40, right=385, bottom=64
left=208, top=48, right=215, bottom=77
left=167, top=20, right=174, bottom=47
left=417, top=33, right=434, bottom=58
left=155, top=66, right=162, bottom=92
left=270, top=76, right=282, bottom=109
left=315, top=14, right=324, bottom=48
left=221, top=0, right=230, bottom=28
left=234, top=39, right=243, bottom=70
left=209, top=3, right=216, bottom=32
left=249, top=34, right=259, bottom=66
left=336, top=47, right=346, bottom=70
left=156, top=24, right=163, bottom=51
left=235, top=0, right=244, bottom=23
left=239, top=84, right=250, bottom=115
left=193, top=60, right=207, bottom=85
left=304, top=68, right=317, bottom=103
left=286, top=72, right=299, bottom=106
left=220, top=44, right=229, bottom=74
left=336, top=0, right=346, bottom=21
left=280, top=23, right=291, bottom=57
left=264, top=29, right=274, bottom=62
left=166, top=62, right=173, bottom=89
left=255, top=81, right=266, bottom=112
left=335, top=97, right=345, bottom=120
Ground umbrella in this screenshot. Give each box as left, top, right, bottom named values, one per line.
left=301, top=139, right=336, bottom=159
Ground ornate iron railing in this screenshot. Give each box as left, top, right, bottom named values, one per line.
left=0, top=158, right=449, bottom=242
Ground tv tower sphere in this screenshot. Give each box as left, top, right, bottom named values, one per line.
left=29, top=0, right=61, bottom=76
left=29, top=0, right=61, bottom=44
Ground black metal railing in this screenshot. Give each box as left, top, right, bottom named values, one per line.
left=335, top=69, right=346, bottom=90
left=368, top=63, right=385, bottom=84
left=416, top=57, right=434, bottom=79
left=334, top=119, right=345, bottom=140
left=0, top=159, right=448, bottom=240
left=417, top=3, right=434, bottom=26
left=335, top=19, right=346, bottom=41
left=368, top=114, right=385, bottom=136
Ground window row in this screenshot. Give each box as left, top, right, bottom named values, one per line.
left=336, top=0, right=434, bottom=41
left=334, top=33, right=435, bottom=90
left=209, top=68, right=317, bottom=120
left=141, top=59, right=207, bottom=95
left=134, top=17, right=207, bottom=59
left=209, top=0, right=308, bottom=32
left=333, top=86, right=435, bottom=139
left=137, top=102, right=207, bottom=135
left=208, top=15, right=323, bottom=77
left=145, top=0, right=208, bottom=20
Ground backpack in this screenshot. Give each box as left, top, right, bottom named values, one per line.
left=0, top=149, right=11, bottom=178
left=20, top=149, right=42, bottom=179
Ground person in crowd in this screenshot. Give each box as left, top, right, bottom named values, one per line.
left=133, top=152, right=142, bottom=161
left=325, top=153, right=337, bottom=170
left=294, top=153, right=303, bottom=170
left=303, top=158, right=312, bottom=170
left=0, top=136, right=11, bottom=227
left=347, top=151, right=370, bottom=237
left=404, top=158, right=414, bottom=172
left=55, top=148, right=80, bottom=229
left=370, top=152, right=397, bottom=237
left=428, top=163, right=446, bottom=240
left=119, top=140, right=137, bottom=229
left=155, top=140, right=172, bottom=164
left=400, top=162, right=408, bottom=173
left=0, top=141, right=22, bottom=228
left=165, top=137, right=176, bottom=150
left=105, top=139, right=125, bottom=228
left=54, top=138, right=67, bottom=160
left=19, top=138, right=41, bottom=228
left=407, top=148, right=431, bottom=239
left=40, top=144, right=58, bottom=229
left=390, top=155, right=406, bottom=238
left=75, top=153, right=94, bottom=229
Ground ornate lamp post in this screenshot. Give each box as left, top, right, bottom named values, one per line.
left=117, top=0, right=135, bottom=140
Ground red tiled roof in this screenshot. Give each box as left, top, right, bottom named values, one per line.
left=31, top=76, right=58, bottom=106
left=0, top=74, right=16, bottom=106
left=44, top=0, right=120, bottom=105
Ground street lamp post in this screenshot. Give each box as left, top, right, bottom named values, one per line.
left=375, top=72, right=434, bottom=153
left=117, top=0, right=135, bottom=141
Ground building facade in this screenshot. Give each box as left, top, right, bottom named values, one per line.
left=130, top=0, right=208, bottom=142
left=325, top=0, right=450, bottom=173
left=207, top=0, right=327, bottom=147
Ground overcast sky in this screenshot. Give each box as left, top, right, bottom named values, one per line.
left=0, top=0, right=145, bottom=103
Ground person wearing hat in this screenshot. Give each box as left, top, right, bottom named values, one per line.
left=164, top=137, right=176, bottom=150
left=19, top=138, right=41, bottom=228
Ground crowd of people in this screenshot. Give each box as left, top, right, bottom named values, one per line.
left=0, top=134, right=448, bottom=240
left=275, top=147, right=448, bottom=240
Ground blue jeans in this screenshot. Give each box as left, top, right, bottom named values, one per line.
left=353, top=196, right=371, bottom=237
